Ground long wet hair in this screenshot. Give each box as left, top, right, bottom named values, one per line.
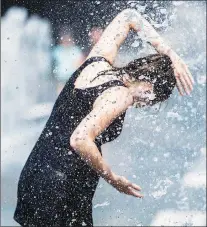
left=94, top=54, right=176, bottom=106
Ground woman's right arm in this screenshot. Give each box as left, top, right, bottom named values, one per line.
left=88, top=8, right=193, bottom=96
left=70, top=86, right=143, bottom=198
left=87, top=8, right=173, bottom=61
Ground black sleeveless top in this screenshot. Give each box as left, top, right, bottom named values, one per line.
left=14, top=56, right=127, bottom=227
left=29, top=56, right=127, bottom=170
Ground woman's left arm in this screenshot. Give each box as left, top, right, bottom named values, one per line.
left=126, top=9, right=194, bottom=96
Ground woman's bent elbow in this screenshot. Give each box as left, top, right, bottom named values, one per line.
left=70, top=136, right=78, bottom=149
left=70, top=135, right=89, bottom=150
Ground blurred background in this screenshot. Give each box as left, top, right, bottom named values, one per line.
left=1, top=0, right=206, bottom=226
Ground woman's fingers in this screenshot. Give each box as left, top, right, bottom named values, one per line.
left=176, top=79, right=184, bottom=96
left=183, top=72, right=193, bottom=92
left=183, top=64, right=195, bottom=85
left=188, top=72, right=195, bottom=85
left=127, top=182, right=143, bottom=198
left=179, top=74, right=191, bottom=95
left=128, top=187, right=144, bottom=198
left=114, top=176, right=143, bottom=198
left=175, top=68, right=193, bottom=95
left=174, top=70, right=184, bottom=96
left=172, top=59, right=194, bottom=96
left=129, top=182, right=142, bottom=191
left=183, top=66, right=194, bottom=91
left=186, top=70, right=194, bottom=88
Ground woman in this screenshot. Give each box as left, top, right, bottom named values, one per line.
left=14, top=9, right=193, bottom=227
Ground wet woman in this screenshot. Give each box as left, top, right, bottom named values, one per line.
left=14, top=8, right=193, bottom=227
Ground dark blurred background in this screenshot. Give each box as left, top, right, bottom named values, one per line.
left=1, top=0, right=173, bottom=49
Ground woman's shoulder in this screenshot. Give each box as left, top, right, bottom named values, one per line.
left=74, top=56, right=113, bottom=89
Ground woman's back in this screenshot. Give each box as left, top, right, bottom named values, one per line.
left=39, top=56, right=126, bottom=151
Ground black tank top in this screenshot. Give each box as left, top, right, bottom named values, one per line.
left=26, top=56, right=127, bottom=174
left=14, top=56, right=128, bottom=227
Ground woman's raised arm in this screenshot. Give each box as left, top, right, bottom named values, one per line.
left=87, top=9, right=132, bottom=64
left=88, top=8, right=194, bottom=96
left=87, top=8, right=172, bottom=63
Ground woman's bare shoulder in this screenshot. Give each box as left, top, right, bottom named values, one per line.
left=74, top=60, right=113, bottom=89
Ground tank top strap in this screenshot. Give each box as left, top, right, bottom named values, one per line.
left=71, top=56, right=111, bottom=84
left=96, top=79, right=127, bottom=95
left=79, top=56, right=111, bottom=72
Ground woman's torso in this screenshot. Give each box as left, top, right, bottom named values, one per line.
left=24, top=57, right=127, bottom=176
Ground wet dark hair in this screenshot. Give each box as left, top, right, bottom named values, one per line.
left=95, top=54, right=176, bottom=105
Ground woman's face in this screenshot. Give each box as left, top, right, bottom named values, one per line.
left=131, top=81, right=156, bottom=108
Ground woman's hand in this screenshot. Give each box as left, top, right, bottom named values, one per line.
left=109, top=174, right=143, bottom=198
left=120, top=8, right=195, bottom=96
left=169, top=52, right=194, bottom=96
